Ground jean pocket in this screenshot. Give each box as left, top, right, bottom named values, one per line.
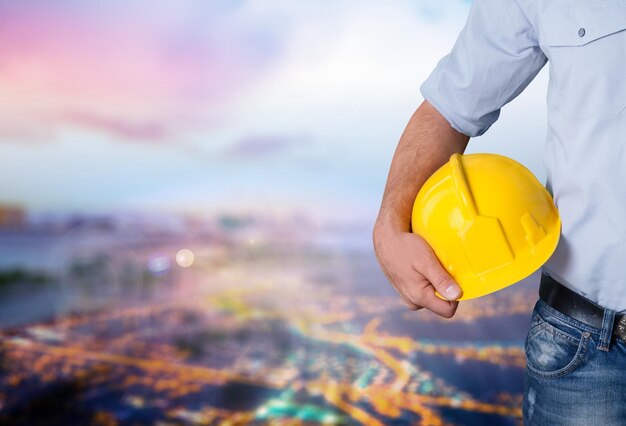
left=524, top=312, right=591, bottom=379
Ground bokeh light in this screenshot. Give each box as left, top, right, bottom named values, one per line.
left=147, top=255, right=170, bottom=276
left=175, top=248, right=194, bottom=268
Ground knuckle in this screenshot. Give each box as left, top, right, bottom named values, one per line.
left=390, top=282, right=418, bottom=309
left=431, top=274, right=450, bottom=290
left=407, top=285, right=427, bottom=304
left=412, top=256, right=425, bottom=272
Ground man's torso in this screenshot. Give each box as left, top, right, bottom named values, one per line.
left=518, top=0, right=626, bottom=311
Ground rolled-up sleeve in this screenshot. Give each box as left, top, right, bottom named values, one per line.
left=420, top=0, right=547, bottom=137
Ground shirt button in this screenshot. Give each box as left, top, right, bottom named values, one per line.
left=578, top=28, right=586, bottom=37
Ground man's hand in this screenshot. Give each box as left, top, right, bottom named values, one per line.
left=373, top=100, right=469, bottom=318
left=373, top=223, right=462, bottom=318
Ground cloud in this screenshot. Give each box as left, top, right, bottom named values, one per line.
left=0, top=0, right=286, bottom=144
left=59, top=112, right=170, bottom=142
left=222, top=134, right=311, bottom=160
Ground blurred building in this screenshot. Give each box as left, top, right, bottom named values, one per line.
left=0, top=204, right=25, bottom=230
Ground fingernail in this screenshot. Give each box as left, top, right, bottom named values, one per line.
left=445, top=284, right=460, bottom=300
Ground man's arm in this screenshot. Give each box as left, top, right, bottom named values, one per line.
left=373, top=99, right=469, bottom=318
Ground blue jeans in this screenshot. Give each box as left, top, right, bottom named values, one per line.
left=523, top=297, right=626, bottom=425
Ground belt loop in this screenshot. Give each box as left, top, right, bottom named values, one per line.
left=597, top=307, right=616, bottom=352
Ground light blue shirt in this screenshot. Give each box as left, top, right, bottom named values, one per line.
left=420, top=0, right=626, bottom=311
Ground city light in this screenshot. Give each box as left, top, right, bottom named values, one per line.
left=175, top=249, right=194, bottom=268
left=147, top=255, right=170, bottom=275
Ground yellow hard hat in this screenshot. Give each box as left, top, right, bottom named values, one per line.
left=411, top=153, right=560, bottom=300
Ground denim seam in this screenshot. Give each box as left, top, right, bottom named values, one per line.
left=532, top=315, right=581, bottom=345
left=525, top=333, right=591, bottom=380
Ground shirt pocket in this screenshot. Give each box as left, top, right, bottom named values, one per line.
left=540, top=2, right=626, bottom=120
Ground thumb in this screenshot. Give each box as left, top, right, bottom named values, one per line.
left=418, top=245, right=463, bottom=301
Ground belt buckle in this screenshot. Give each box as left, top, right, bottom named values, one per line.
left=615, top=316, right=626, bottom=342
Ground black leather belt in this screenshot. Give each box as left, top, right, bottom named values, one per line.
left=539, top=273, right=626, bottom=341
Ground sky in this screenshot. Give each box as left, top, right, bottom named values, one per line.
left=0, top=0, right=549, bottom=224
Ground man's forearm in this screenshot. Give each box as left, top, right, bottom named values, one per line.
left=375, top=100, right=470, bottom=233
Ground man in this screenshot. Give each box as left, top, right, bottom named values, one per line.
left=372, top=0, right=626, bottom=424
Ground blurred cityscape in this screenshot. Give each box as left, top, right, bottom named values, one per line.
left=0, top=0, right=550, bottom=424
left=0, top=203, right=537, bottom=425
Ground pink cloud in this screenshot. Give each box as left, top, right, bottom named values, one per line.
left=59, top=111, right=170, bottom=142
left=0, top=1, right=283, bottom=143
